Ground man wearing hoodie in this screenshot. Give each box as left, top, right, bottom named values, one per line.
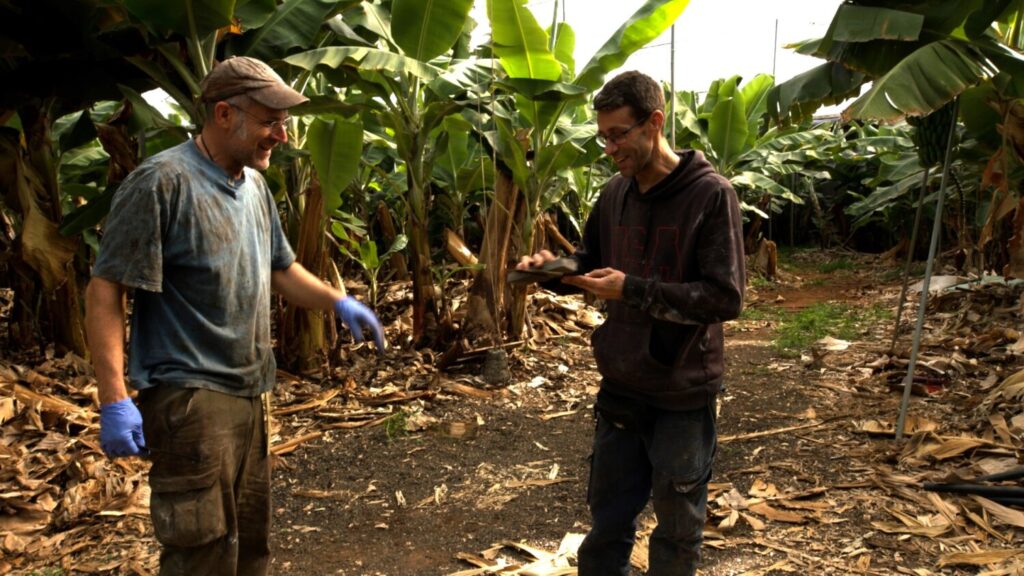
left=517, top=70, right=745, bottom=575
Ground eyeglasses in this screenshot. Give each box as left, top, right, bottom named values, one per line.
left=229, top=103, right=291, bottom=132
left=595, top=114, right=650, bottom=148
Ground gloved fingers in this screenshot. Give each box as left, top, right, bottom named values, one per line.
left=336, top=297, right=387, bottom=351
left=100, top=398, right=145, bottom=458
left=349, top=321, right=365, bottom=343
left=133, top=428, right=148, bottom=452
left=367, top=321, right=385, bottom=352
left=103, top=436, right=144, bottom=458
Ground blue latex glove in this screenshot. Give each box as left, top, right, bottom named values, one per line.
left=99, top=398, right=146, bottom=457
left=334, top=296, right=385, bottom=352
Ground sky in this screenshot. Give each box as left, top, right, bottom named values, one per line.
left=470, top=0, right=848, bottom=108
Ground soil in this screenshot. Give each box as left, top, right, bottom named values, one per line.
left=7, top=249, right=1022, bottom=575
left=265, top=250, right=1017, bottom=576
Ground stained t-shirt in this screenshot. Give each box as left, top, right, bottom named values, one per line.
left=92, top=139, right=295, bottom=397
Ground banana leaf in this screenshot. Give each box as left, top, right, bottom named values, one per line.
left=344, top=2, right=394, bottom=47
left=291, top=95, right=364, bottom=117
left=493, top=79, right=588, bottom=102
left=307, top=115, right=363, bottom=216
left=708, top=96, right=748, bottom=171
left=284, top=46, right=442, bottom=81
left=437, top=116, right=473, bottom=176
left=768, top=62, right=866, bottom=123
left=487, top=0, right=562, bottom=80
left=59, top=182, right=119, bottom=237
left=234, top=0, right=277, bottom=29
left=865, top=154, right=924, bottom=187
left=731, top=172, right=803, bottom=205
left=230, top=0, right=342, bottom=60
left=490, top=117, right=530, bottom=192
left=701, top=76, right=740, bottom=118
left=391, top=0, right=473, bottom=62
left=958, top=80, right=1003, bottom=148
left=121, top=0, right=233, bottom=38
left=552, top=22, right=576, bottom=77
left=739, top=74, right=773, bottom=145
left=574, top=0, right=690, bottom=92
left=755, top=128, right=838, bottom=152
left=326, top=15, right=374, bottom=47
left=58, top=111, right=98, bottom=153
left=844, top=39, right=996, bottom=121
left=831, top=4, right=924, bottom=43
left=535, top=141, right=584, bottom=190
left=847, top=169, right=930, bottom=220
left=966, top=0, right=1016, bottom=38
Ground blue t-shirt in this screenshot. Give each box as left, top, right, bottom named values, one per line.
left=92, top=140, right=296, bottom=397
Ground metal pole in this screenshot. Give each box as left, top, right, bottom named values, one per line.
left=772, top=19, right=779, bottom=78
left=670, top=24, right=676, bottom=147
left=895, top=98, right=960, bottom=441
left=548, top=0, right=559, bottom=51
left=890, top=166, right=931, bottom=351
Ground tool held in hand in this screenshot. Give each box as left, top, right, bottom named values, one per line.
left=506, top=257, right=579, bottom=286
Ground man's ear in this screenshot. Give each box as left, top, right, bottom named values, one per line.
left=212, top=101, right=234, bottom=128
left=649, top=109, right=666, bottom=133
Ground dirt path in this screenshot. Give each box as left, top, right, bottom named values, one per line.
left=270, top=253, right=989, bottom=575
left=8, top=251, right=1017, bottom=575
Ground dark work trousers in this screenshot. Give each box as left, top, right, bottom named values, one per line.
left=139, top=386, right=270, bottom=576
left=577, top=399, right=716, bottom=576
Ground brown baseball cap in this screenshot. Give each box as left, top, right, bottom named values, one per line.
left=200, top=56, right=309, bottom=109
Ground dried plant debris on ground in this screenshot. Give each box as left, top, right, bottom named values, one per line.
left=3, top=250, right=1024, bottom=575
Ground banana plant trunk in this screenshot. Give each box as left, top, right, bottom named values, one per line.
left=508, top=191, right=543, bottom=339
left=376, top=201, right=409, bottom=281
left=464, top=170, right=520, bottom=345
left=508, top=194, right=555, bottom=339
left=280, top=177, right=328, bottom=373
left=20, top=103, right=88, bottom=358
left=406, top=154, right=439, bottom=346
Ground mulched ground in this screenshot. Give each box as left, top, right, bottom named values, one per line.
left=4, top=249, right=1024, bottom=575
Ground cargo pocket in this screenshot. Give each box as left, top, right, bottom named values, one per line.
left=670, top=464, right=712, bottom=495
left=149, top=464, right=226, bottom=548
left=650, top=404, right=716, bottom=497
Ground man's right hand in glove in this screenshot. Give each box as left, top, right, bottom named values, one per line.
left=99, top=398, right=146, bottom=457
left=334, top=296, right=386, bottom=352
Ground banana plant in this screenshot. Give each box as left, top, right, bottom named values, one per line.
left=771, top=0, right=1024, bottom=276
left=769, top=1, right=1024, bottom=123
left=431, top=115, right=495, bottom=241
left=671, top=75, right=835, bottom=221
left=0, top=0, right=170, bottom=356
left=337, top=232, right=408, bottom=309
left=284, top=0, right=483, bottom=346
left=558, top=160, right=615, bottom=240
left=266, top=112, right=362, bottom=370
left=480, top=0, right=691, bottom=339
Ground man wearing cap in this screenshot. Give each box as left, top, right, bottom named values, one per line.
left=85, top=56, right=383, bottom=575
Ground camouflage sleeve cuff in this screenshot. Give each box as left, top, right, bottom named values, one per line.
left=622, top=275, right=650, bottom=308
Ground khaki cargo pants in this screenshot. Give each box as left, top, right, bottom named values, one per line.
left=140, top=386, right=271, bottom=576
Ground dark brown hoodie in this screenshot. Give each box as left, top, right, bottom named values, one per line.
left=573, top=149, right=745, bottom=410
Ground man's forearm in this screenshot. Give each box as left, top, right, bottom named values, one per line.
left=85, top=278, right=129, bottom=405
left=271, top=262, right=345, bottom=310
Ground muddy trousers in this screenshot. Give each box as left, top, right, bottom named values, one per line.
left=577, top=402, right=716, bottom=576
left=140, top=387, right=271, bottom=576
